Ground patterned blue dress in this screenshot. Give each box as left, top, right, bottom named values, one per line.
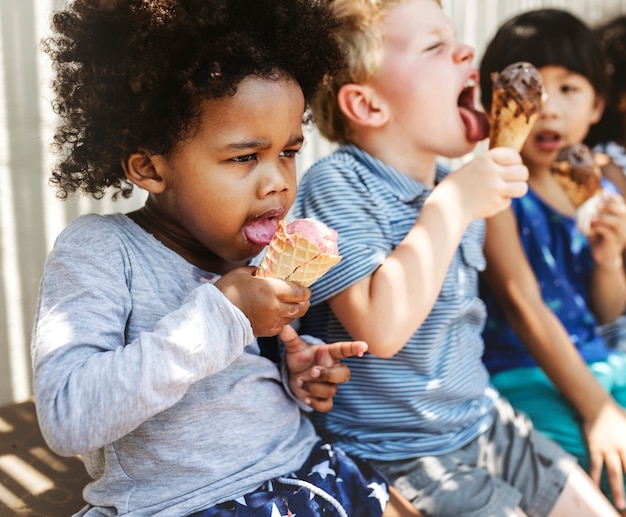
left=481, top=185, right=614, bottom=375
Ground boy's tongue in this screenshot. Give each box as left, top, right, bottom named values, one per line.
left=460, top=106, right=490, bottom=142
left=243, top=218, right=279, bottom=245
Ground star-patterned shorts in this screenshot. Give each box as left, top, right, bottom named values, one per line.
left=191, top=441, right=388, bottom=517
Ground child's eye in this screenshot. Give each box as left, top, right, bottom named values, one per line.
left=231, top=154, right=257, bottom=163
left=280, top=149, right=300, bottom=159
left=424, top=41, right=444, bottom=53
left=561, top=84, right=578, bottom=94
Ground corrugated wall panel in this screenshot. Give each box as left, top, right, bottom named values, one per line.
left=1, top=0, right=625, bottom=404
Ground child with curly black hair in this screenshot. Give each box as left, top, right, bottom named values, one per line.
left=33, top=1, right=405, bottom=515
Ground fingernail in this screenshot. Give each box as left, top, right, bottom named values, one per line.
left=296, top=378, right=304, bottom=387
left=311, top=367, right=321, bottom=378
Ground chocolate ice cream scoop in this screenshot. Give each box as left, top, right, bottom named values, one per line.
left=491, top=61, right=543, bottom=120
left=551, top=144, right=602, bottom=208
left=551, top=143, right=606, bottom=235
left=255, top=219, right=341, bottom=287
left=489, top=61, right=543, bottom=151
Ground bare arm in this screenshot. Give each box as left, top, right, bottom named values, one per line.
left=329, top=148, right=528, bottom=358
left=483, top=209, right=613, bottom=420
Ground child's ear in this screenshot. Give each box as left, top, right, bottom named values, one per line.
left=122, top=152, right=167, bottom=193
left=337, top=83, right=389, bottom=128
left=618, top=91, right=626, bottom=113
left=590, top=96, right=606, bottom=124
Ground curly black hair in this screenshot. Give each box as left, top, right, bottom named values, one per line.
left=41, top=0, right=344, bottom=200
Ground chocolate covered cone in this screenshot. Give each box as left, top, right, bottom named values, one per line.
left=550, top=144, right=604, bottom=234
left=489, top=90, right=539, bottom=152
left=488, top=62, right=543, bottom=152
left=550, top=144, right=602, bottom=208
left=256, top=221, right=341, bottom=287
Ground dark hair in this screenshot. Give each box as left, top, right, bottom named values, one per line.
left=586, top=15, right=626, bottom=146
left=42, top=0, right=344, bottom=200
left=479, top=9, right=607, bottom=114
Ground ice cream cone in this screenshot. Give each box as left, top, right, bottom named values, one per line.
left=488, top=62, right=543, bottom=152
left=256, top=221, right=341, bottom=287
left=551, top=144, right=602, bottom=208
left=550, top=144, right=604, bottom=234
left=489, top=91, right=539, bottom=152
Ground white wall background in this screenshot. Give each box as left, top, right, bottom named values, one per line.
left=2, top=0, right=626, bottom=405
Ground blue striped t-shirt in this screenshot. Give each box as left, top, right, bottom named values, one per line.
left=292, top=145, right=496, bottom=461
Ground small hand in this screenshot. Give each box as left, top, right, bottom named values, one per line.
left=583, top=400, right=626, bottom=510
left=215, top=267, right=310, bottom=336
left=446, top=147, right=529, bottom=220
left=280, top=325, right=367, bottom=412
left=589, top=193, right=626, bottom=266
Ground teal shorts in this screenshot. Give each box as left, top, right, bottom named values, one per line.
left=491, top=353, right=626, bottom=501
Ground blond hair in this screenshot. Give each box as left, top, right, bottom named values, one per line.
left=313, top=0, right=441, bottom=144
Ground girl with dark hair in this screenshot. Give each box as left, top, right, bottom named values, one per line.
left=479, top=9, right=626, bottom=511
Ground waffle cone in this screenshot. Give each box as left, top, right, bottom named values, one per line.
left=489, top=90, right=538, bottom=152
left=256, top=221, right=342, bottom=287
left=551, top=159, right=602, bottom=208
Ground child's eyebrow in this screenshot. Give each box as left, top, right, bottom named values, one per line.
left=220, top=135, right=304, bottom=152
left=288, top=135, right=305, bottom=146
left=221, top=139, right=272, bottom=151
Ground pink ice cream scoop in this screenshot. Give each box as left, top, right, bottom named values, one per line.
left=255, top=218, right=341, bottom=287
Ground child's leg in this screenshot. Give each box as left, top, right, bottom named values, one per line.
left=371, top=397, right=577, bottom=517
left=548, top=464, right=621, bottom=516
left=493, top=362, right=626, bottom=504
left=491, top=367, right=588, bottom=464
left=383, top=487, right=423, bottom=517
left=487, top=397, right=619, bottom=516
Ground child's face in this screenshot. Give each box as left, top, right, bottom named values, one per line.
left=369, top=0, right=487, bottom=158
left=151, top=77, right=304, bottom=268
left=521, top=66, right=604, bottom=171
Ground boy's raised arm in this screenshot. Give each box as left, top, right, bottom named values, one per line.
left=330, top=148, right=528, bottom=357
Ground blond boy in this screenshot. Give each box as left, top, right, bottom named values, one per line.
left=293, top=0, right=622, bottom=515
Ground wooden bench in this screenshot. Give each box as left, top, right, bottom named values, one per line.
left=0, top=399, right=89, bottom=516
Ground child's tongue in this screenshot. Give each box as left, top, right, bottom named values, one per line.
left=243, top=218, right=279, bottom=245
left=460, top=106, right=491, bottom=142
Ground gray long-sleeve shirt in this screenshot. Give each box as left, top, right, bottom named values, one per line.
left=31, top=214, right=317, bottom=516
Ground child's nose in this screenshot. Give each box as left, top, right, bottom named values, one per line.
left=259, top=165, right=289, bottom=196
left=539, top=89, right=556, bottom=119
left=454, top=43, right=474, bottom=63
